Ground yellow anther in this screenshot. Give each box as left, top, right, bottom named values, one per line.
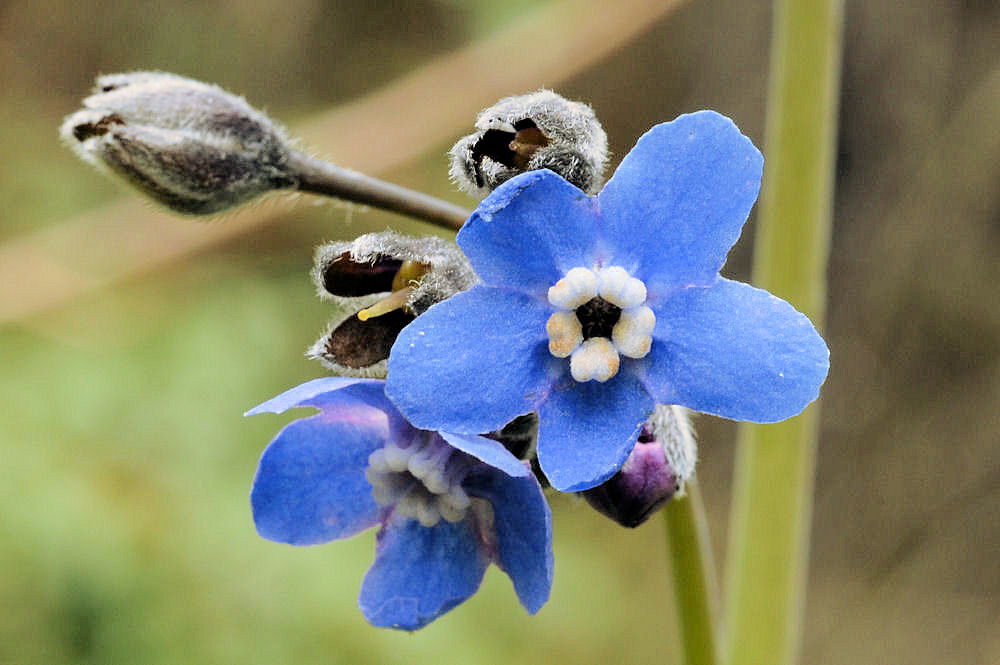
left=357, top=287, right=414, bottom=321
left=391, top=260, right=431, bottom=292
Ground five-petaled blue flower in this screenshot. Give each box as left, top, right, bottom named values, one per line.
left=386, top=110, right=830, bottom=492
left=248, top=377, right=553, bottom=630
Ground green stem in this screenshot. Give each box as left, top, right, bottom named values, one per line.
left=723, top=2, right=843, bottom=665
left=664, top=482, right=721, bottom=665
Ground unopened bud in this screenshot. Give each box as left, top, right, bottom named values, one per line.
left=308, top=231, right=477, bottom=377
left=61, top=71, right=295, bottom=214
left=449, top=90, right=608, bottom=198
left=582, top=405, right=696, bottom=528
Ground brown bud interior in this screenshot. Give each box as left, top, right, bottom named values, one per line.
left=470, top=119, right=550, bottom=187
left=323, top=308, right=414, bottom=368
left=72, top=113, right=125, bottom=142
left=510, top=121, right=550, bottom=170
left=321, top=252, right=403, bottom=297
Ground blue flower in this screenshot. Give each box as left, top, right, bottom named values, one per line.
left=385, top=111, right=830, bottom=492
left=248, top=377, right=553, bottom=630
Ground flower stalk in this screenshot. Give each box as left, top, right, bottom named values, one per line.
left=663, top=482, right=721, bottom=665
left=723, top=1, right=843, bottom=664
left=286, top=151, right=470, bottom=231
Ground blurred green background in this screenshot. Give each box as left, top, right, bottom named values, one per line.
left=2, top=1, right=998, bottom=663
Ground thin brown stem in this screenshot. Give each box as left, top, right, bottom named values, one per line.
left=287, top=151, right=470, bottom=231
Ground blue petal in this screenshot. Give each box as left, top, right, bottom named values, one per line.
left=386, top=286, right=555, bottom=434
left=246, top=377, right=382, bottom=416
left=250, top=391, right=392, bottom=544
left=359, top=518, right=490, bottom=630
left=465, top=465, right=553, bottom=614
left=597, top=111, right=763, bottom=296
left=642, top=278, right=829, bottom=423
left=248, top=378, right=418, bottom=448
left=438, top=432, right=529, bottom=478
left=536, top=372, right=654, bottom=492
left=458, top=170, right=600, bottom=294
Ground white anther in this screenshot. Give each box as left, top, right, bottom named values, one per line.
left=382, top=444, right=410, bottom=472
left=570, top=337, right=621, bottom=382
left=407, top=451, right=433, bottom=480
left=367, top=469, right=412, bottom=506
left=370, top=480, right=401, bottom=507
left=415, top=496, right=442, bottom=527
left=597, top=266, right=647, bottom=308
left=366, top=449, right=389, bottom=474
left=392, top=500, right=414, bottom=521
left=548, top=267, right=598, bottom=309
left=612, top=305, right=656, bottom=358
left=546, top=310, right=583, bottom=358
left=437, top=488, right=471, bottom=523
left=421, top=470, right=449, bottom=495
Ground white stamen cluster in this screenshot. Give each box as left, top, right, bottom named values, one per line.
left=546, top=266, right=655, bottom=383
left=365, top=434, right=472, bottom=527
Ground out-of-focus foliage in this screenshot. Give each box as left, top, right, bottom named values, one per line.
left=1, top=1, right=998, bottom=663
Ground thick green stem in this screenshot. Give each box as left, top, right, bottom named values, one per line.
left=664, top=482, right=721, bottom=665
left=723, top=2, right=843, bottom=665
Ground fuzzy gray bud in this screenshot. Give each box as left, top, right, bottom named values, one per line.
left=581, top=405, right=696, bottom=528
left=308, top=231, right=477, bottom=377
left=60, top=71, right=295, bottom=214
left=449, top=90, right=608, bottom=198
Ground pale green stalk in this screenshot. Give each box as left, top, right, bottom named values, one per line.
left=723, top=2, right=843, bottom=665
left=664, top=482, right=721, bottom=665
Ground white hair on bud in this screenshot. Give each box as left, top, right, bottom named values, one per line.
left=650, top=405, right=698, bottom=493
left=60, top=71, right=295, bottom=215
left=449, top=89, right=609, bottom=198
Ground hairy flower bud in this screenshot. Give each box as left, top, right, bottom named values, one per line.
left=581, top=405, right=696, bottom=528
left=308, top=231, right=477, bottom=377
left=60, top=71, right=296, bottom=214
left=449, top=90, right=608, bottom=198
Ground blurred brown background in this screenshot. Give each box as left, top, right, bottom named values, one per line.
left=1, top=1, right=998, bottom=663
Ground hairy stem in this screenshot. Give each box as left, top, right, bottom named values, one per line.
left=287, top=151, right=470, bottom=231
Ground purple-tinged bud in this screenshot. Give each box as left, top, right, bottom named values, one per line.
left=60, top=72, right=295, bottom=214
left=582, top=405, right=696, bottom=528
left=308, top=231, right=477, bottom=377
left=449, top=90, right=608, bottom=198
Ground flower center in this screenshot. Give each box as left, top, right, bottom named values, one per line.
left=365, top=433, right=473, bottom=527
left=546, top=266, right=655, bottom=383
left=576, top=297, right=621, bottom=339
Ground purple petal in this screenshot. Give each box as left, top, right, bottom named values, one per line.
left=386, top=286, right=555, bottom=434
left=597, top=111, right=763, bottom=296
left=359, top=518, right=490, bottom=630
left=536, top=371, right=654, bottom=492
left=438, top=432, right=529, bottom=477
left=642, top=278, right=829, bottom=422
left=465, top=465, right=553, bottom=614
left=458, top=170, right=600, bottom=294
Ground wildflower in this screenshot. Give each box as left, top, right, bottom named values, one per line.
left=308, top=231, right=476, bottom=377
left=61, top=71, right=294, bottom=214
left=386, top=111, right=830, bottom=492
left=248, top=377, right=552, bottom=630
left=449, top=90, right=608, bottom=198
left=582, top=405, right=695, bottom=528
